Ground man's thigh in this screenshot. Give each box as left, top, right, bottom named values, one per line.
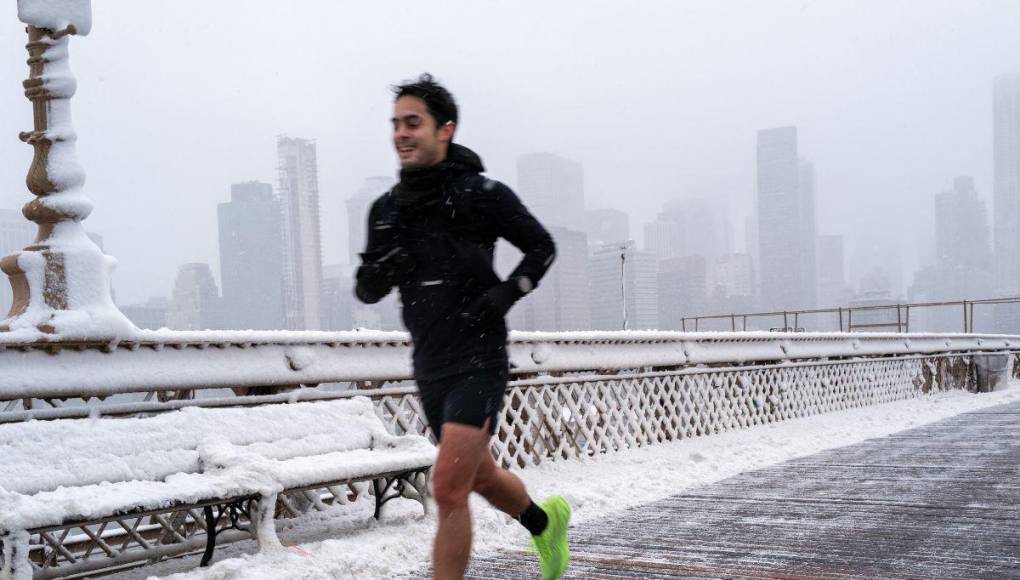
left=432, top=421, right=493, bottom=497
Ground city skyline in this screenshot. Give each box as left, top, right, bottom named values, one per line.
left=1, top=1, right=1015, bottom=308
left=68, top=88, right=1020, bottom=331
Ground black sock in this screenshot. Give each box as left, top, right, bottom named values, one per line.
left=516, top=500, right=549, bottom=536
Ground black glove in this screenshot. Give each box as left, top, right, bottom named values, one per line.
left=460, top=278, right=530, bottom=325
left=354, top=247, right=414, bottom=304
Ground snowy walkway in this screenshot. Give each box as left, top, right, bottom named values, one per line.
left=460, top=400, right=1020, bottom=579
left=141, top=386, right=1020, bottom=580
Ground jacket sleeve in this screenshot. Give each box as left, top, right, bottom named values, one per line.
left=354, top=198, right=396, bottom=304
left=474, top=180, right=556, bottom=288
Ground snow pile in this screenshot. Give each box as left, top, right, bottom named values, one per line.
left=17, top=0, right=91, bottom=35
left=0, top=399, right=382, bottom=494
left=207, top=435, right=434, bottom=494
left=0, top=398, right=434, bottom=531
left=141, top=384, right=1020, bottom=580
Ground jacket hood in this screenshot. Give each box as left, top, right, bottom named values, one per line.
left=445, top=143, right=485, bottom=174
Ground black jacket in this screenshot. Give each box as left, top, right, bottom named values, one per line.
left=355, top=144, right=556, bottom=381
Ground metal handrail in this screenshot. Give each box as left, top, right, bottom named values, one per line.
left=680, top=296, right=1020, bottom=333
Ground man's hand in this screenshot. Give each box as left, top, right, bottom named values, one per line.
left=354, top=247, right=415, bottom=304
left=460, top=277, right=532, bottom=324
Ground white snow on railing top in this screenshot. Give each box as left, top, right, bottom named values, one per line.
left=17, top=0, right=91, bottom=35
left=0, top=327, right=1015, bottom=348
left=0, top=329, right=1016, bottom=401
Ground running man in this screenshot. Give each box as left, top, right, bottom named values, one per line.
left=354, top=73, right=571, bottom=579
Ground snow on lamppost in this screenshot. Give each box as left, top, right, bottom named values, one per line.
left=3, top=0, right=133, bottom=338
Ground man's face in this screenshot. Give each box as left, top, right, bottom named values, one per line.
left=392, top=95, right=453, bottom=170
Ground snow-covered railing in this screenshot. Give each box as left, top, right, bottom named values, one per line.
left=1, top=330, right=1015, bottom=422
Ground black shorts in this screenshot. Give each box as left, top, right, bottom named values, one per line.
left=416, top=365, right=509, bottom=441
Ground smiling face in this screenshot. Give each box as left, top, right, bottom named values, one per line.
left=392, top=95, right=455, bottom=170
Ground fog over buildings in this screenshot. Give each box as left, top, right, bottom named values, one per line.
left=1, top=1, right=1020, bottom=332
left=217, top=181, right=285, bottom=330
left=994, top=75, right=1020, bottom=295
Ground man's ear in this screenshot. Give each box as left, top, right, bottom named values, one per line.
left=439, top=121, right=456, bottom=144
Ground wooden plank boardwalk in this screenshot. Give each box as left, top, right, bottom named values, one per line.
left=460, top=401, right=1020, bottom=579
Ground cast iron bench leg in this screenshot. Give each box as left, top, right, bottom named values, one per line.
left=200, top=505, right=217, bottom=567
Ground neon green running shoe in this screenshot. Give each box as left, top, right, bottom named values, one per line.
left=532, top=496, right=571, bottom=580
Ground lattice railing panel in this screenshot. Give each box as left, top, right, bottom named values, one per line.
left=367, top=354, right=975, bottom=469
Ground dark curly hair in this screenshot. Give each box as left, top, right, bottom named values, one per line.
left=392, top=73, right=458, bottom=128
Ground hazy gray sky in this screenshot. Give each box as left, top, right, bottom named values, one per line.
left=1, top=0, right=1019, bottom=305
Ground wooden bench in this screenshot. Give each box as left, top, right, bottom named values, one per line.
left=0, top=397, right=434, bottom=579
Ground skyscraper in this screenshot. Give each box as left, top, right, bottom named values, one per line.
left=911, top=177, right=995, bottom=331
left=517, top=153, right=585, bottom=231
left=709, top=253, right=756, bottom=314
left=320, top=263, right=353, bottom=331
left=994, top=75, right=1020, bottom=294
left=937, top=177, right=992, bottom=272
left=510, top=227, right=590, bottom=331
left=168, top=263, right=222, bottom=330
left=658, top=255, right=707, bottom=330
left=120, top=297, right=170, bottom=330
left=590, top=243, right=658, bottom=330
left=756, top=127, right=816, bottom=311
left=643, top=198, right=729, bottom=262
left=798, top=160, right=818, bottom=309
left=277, top=136, right=324, bottom=330
left=217, top=181, right=286, bottom=330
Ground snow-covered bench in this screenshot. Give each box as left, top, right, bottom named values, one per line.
left=0, top=398, right=434, bottom=579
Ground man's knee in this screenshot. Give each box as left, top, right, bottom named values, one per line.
left=432, top=459, right=475, bottom=510
left=472, top=467, right=497, bottom=497
left=432, top=475, right=472, bottom=511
